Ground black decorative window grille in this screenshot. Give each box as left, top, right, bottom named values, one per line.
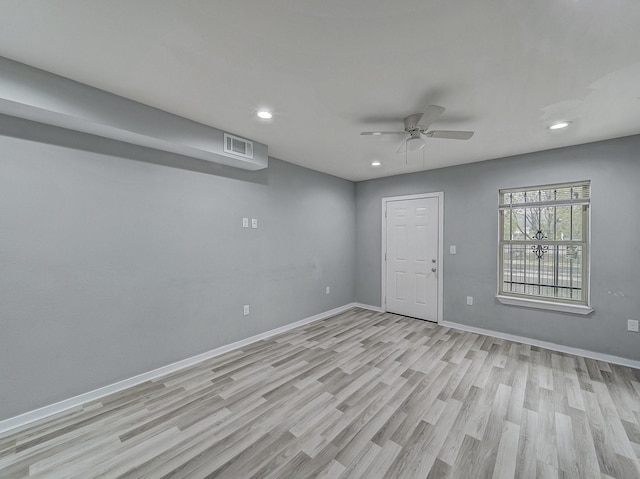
left=530, top=230, right=548, bottom=259
left=498, top=181, right=590, bottom=304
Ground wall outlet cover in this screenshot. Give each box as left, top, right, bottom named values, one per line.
left=243, top=305, right=250, bottom=316
left=242, top=217, right=249, bottom=228
left=628, top=319, right=639, bottom=332
left=251, top=218, right=258, bottom=229
left=466, top=296, right=473, bottom=305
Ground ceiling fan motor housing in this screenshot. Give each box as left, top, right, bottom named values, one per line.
left=403, top=113, right=425, bottom=133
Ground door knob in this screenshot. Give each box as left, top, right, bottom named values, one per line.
left=431, top=268, right=437, bottom=273
left=432, top=259, right=436, bottom=263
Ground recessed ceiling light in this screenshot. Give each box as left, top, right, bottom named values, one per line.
left=257, top=110, right=273, bottom=120
left=548, top=121, right=571, bottom=130
left=370, top=160, right=382, bottom=167
left=372, top=132, right=382, bottom=136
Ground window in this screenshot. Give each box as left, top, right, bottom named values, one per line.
left=498, top=181, right=591, bottom=313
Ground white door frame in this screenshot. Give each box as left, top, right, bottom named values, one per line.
left=381, top=192, right=444, bottom=324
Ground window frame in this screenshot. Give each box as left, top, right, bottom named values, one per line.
left=496, top=181, right=593, bottom=315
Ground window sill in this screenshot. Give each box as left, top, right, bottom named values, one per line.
left=496, top=295, right=594, bottom=315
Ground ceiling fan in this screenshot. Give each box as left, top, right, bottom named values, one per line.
left=361, top=105, right=474, bottom=153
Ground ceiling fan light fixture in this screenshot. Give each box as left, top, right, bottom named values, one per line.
left=256, top=110, right=273, bottom=120
left=406, top=136, right=425, bottom=151
left=548, top=121, right=571, bottom=130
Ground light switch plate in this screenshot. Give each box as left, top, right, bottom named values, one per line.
left=628, top=319, right=639, bottom=332
left=251, top=218, right=258, bottom=229
left=450, top=245, right=457, bottom=255
left=242, top=217, right=249, bottom=228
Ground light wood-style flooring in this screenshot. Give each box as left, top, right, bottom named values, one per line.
left=1, top=308, right=639, bottom=478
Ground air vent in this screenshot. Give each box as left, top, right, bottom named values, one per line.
left=224, top=133, right=254, bottom=160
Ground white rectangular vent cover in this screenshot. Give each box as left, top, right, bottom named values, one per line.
left=224, top=133, right=253, bottom=159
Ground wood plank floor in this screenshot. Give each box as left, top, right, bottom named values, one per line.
left=1, top=308, right=639, bottom=478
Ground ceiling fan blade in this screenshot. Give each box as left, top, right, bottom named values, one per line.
left=425, top=130, right=474, bottom=140
left=396, top=139, right=407, bottom=154
left=418, top=105, right=445, bottom=129
left=361, top=131, right=407, bottom=136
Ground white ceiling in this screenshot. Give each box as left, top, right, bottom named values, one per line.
left=1, top=1, right=639, bottom=181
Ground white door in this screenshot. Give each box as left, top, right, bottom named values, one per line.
left=385, top=196, right=440, bottom=321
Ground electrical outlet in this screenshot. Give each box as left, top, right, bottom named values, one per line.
left=466, top=296, right=473, bottom=306
left=326, top=286, right=330, bottom=295
left=251, top=218, right=258, bottom=229
left=450, top=245, right=457, bottom=255
left=242, top=217, right=249, bottom=228
left=243, top=305, right=250, bottom=316
left=628, top=319, right=639, bottom=332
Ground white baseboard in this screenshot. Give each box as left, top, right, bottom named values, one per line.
left=0, top=303, right=357, bottom=435
left=441, top=320, right=640, bottom=370
left=353, top=303, right=384, bottom=313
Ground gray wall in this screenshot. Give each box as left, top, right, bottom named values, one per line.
left=0, top=121, right=355, bottom=421
left=356, top=135, right=640, bottom=361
